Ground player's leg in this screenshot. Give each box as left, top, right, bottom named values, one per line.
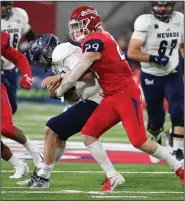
left=28, top=100, right=99, bottom=188
left=140, top=71, right=165, bottom=144
left=82, top=98, right=125, bottom=192
left=164, top=66, right=184, bottom=160
left=1, top=86, right=43, bottom=168
left=1, top=68, right=18, bottom=114
left=117, top=87, right=184, bottom=186
left=1, top=141, right=29, bottom=179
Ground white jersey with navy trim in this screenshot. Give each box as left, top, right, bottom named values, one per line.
left=1, top=7, right=31, bottom=70
left=52, top=42, right=103, bottom=104
left=132, top=11, right=184, bottom=76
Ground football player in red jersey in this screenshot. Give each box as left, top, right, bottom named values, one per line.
left=56, top=6, right=184, bottom=192
left=1, top=32, right=43, bottom=178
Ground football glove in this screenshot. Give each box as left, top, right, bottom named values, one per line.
left=19, top=74, right=32, bottom=90
left=149, top=55, right=169, bottom=66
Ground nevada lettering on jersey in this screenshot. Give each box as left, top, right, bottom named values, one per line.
left=157, top=32, right=179, bottom=38
left=2, top=28, right=19, bottom=34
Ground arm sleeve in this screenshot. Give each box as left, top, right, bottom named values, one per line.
left=181, top=14, right=184, bottom=43
left=131, top=14, right=151, bottom=41
left=56, top=58, right=93, bottom=97
left=20, top=9, right=31, bottom=35
left=131, top=31, right=148, bottom=42
left=3, top=46, right=32, bottom=77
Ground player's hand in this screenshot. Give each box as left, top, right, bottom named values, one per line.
left=47, top=81, right=61, bottom=93
left=19, top=74, right=32, bottom=90
left=41, top=75, right=61, bottom=88
left=149, top=55, right=169, bottom=66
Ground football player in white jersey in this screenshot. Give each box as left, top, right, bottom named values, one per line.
left=128, top=1, right=184, bottom=162
left=1, top=1, right=36, bottom=114
left=17, top=34, right=124, bottom=189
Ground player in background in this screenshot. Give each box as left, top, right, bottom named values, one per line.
left=127, top=1, right=184, bottom=162
left=1, top=1, right=36, bottom=114
left=1, top=32, right=43, bottom=178
left=16, top=34, right=124, bottom=189
left=55, top=6, right=184, bottom=192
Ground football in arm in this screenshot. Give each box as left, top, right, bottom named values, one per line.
left=64, top=86, right=80, bottom=102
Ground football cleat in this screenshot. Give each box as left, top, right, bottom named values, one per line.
left=176, top=167, right=184, bottom=187
left=17, top=167, right=39, bottom=187
left=149, top=135, right=162, bottom=164
left=99, top=172, right=125, bottom=193
left=30, top=173, right=50, bottom=189
left=9, top=163, right=29, bottom=179
left=172, top=149, right=184, bottom=161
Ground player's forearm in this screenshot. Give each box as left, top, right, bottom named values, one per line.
left=4, top=46, right=32, bottom=77
left=127, top=48, right=150, bottom=62
left=57, top=59, right=93, bottom=97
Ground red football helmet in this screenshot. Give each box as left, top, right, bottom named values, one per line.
left=69, top=6, right=102, bottom=42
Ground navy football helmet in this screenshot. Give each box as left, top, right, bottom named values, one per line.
left=152, top=1, right=175, bottom=22
left=1, top=1, right=14, bottom=20
left=29, top=34, right=61, bottom=72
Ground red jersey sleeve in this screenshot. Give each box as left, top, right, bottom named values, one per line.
left=82, top=32, right=107, bottom=53
left=1, top=32, right=32, bottom=78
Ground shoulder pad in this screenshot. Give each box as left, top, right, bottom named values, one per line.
left=134, top=14, right=153, bottom=32
left=85, top=32, right=106, bottom=42
left=12, top=7, right=29, bottom=23
left=173, top=11, right=184, bottom=22
left=52, top=42, right=82, bottom=64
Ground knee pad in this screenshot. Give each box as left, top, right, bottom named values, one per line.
left=1, top=124, right=14, bottom=137
left=147, top=122, right=164, bottom=136
left=171, top=117, right=184, bottom=127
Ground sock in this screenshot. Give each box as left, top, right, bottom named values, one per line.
left=37, top=163, right=54, bottom=179
left=152, top=143, right=182, bottom=171
left=7, top=155, right=24, bottom=167
left=86, top=140, right=117, bottom=178
left=173, top=139, right=184, bottom=151
left=55, top=148, right=65, bottom=163
left=23, top=137, right=43, bottom=168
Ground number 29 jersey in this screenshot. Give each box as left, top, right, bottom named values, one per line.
left=1, top=7, right=31, bottom=70
left=81, top=31, right=134, bottom=96
left=132, top=11, right=184, bottom=76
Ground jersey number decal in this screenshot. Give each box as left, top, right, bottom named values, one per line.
left=11, top=33, right=19, bottom=48
left=158, top=39, right=177, bottom=56
left=116, top=45, right=125, bottom=61
left=84, top=43, right=100, bottom=52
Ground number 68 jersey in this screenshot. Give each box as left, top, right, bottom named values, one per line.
left=132, top=11, right=184, bottom=76
left=81, top=31, right=134, bottom=96
left=1, top=7, right=31, bottom=70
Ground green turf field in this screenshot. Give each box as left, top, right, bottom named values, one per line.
left=1, top=102, right=184, bottom=201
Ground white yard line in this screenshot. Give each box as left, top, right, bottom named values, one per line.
left=90, top=195, right=150, bottom=198
left=1, top=187, right=184, bottom=197
left=2, top=170, right=174, bottom=174
left=1, top=189, right=183, bottom=194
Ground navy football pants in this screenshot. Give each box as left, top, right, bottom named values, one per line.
left=46, top=100, right=98, bottom=141
left=140, top=65, right=184, bottom=128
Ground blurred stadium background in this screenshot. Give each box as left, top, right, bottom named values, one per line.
left=2, top=2, right=184, bottom=200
